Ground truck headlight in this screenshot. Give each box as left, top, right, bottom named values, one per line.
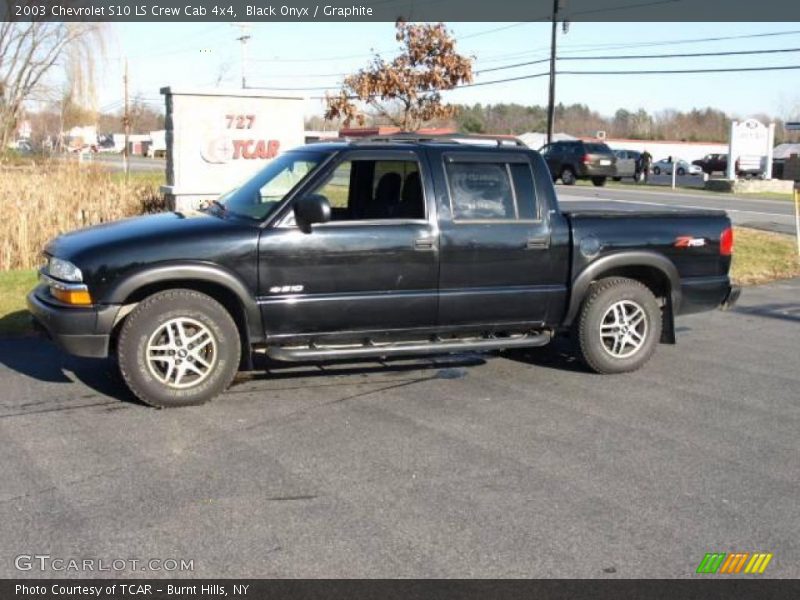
left=48, top=257, right=83, bottom=282
left=42, top=257, right=92, bottom=305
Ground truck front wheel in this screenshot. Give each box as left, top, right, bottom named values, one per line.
left=117, top=289, right=241, bottom=407
left=576, top=277, right=662, bottom=374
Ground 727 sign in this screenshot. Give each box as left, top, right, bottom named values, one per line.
left=200, top=113, right=280, bottom=162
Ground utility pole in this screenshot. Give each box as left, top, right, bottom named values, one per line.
left=123, top=58, right=130, bottom=180
left=546, top=0, right=561, bottom=145
left=234, top=24, right=251, bottom=89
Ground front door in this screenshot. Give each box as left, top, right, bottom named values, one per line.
left=258, top=149, right=439, bottom=342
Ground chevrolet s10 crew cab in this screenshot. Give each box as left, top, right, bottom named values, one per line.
left=28, top=135, right=740, bottom=407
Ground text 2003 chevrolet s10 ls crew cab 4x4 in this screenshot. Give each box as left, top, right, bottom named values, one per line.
left=28, top=135, right=740, bottom=407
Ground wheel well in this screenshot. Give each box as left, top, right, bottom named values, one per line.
left=594, top=266, right=670, bottom=300
left=592, top=266, right=676, bottom=344
left=111, top=279, right=252, bottom=366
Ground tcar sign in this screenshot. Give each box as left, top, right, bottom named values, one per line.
left=161, top=87, right=305, bottom=210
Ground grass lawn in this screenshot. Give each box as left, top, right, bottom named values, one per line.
left=731, top=228, right=800, bottom=285
left=0, top=227, right=798, bottom=337
left=0, top=269, right=37, bottom=336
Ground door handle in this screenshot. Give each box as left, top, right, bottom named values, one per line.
left=414, top=238, right=435, bottom=250
left=526, top=237, right=550, bottom=250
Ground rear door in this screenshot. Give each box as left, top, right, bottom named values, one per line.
left=431, top=150, right=568, bottom=328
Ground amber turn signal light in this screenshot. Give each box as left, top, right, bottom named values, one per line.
left=51, top=287, right=92, bottom=306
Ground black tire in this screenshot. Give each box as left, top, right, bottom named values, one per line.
left=677, top=167, right=686, bottom=176
left=561, top=167, right=576, bottom=185
left=652, top=166, right=661, bottom=175
left=591, top=176, right=607, bottom=187
left=117, top=289, right=241, bottom=407
left=576, top=277, right=662, bottom=374
left=612, top=176, right=622, bottom=182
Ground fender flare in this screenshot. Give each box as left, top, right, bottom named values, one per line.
left=106, top=263, right=264, bottom=343
left=562, top=251, right=682, bottom=328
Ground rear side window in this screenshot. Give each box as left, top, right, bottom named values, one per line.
left=445, top=161, right=538, bottom=222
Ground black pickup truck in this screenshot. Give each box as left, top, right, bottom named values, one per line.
left=28, top=135, right=739, bottom=407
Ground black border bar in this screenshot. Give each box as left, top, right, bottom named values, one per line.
left=4, top=0, right=800, bottom=22
left=4, top=580, right=800, bottom=600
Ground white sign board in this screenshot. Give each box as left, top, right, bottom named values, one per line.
left=727, top=119, right=775, bottom=180
left=161, top=87, right=305, bottom=210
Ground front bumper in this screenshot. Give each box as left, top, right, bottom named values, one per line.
left=26, top=285, right=120, bottom=358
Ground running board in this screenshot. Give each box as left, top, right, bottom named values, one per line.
left=266, top=332, right=552, bottom=362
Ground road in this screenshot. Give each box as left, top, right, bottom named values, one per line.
left=557, top=183, right=797, bottom=236
left=1, top=279, right=798, bottom=578
left=66, top=153, right=166, bottom=173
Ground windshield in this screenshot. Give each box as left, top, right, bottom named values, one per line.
left=216, top=151, right=327, bottom=220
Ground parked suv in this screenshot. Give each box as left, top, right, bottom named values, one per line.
left=539, top=140, right=617, bottom=186
left=29, top=135, right=738, bottom=408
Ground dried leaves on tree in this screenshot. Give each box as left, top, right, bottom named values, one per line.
left=325, top=21, right=473, bottom=132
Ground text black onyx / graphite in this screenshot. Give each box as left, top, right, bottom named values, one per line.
left=246, top=5, right=374, bottom=17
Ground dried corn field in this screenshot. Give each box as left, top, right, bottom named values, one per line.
left=1, top=163, right=166, bottom=270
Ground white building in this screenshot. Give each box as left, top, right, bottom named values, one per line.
left=518, top=132, right=576, bottom=150
left=596, top=137, right=728, bottom=163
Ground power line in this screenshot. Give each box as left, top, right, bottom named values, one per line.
left=246, top=27, right=800, bottom=84
left=476, top=46, right=800, bottom=74
left=472, top=27, right=800, bottom=65
left=561, top=64, right=800, bottom=76
left=248, top=52, right=800, bottom=92
left=563, top=46, right=800, bottom=61
left=296, top=63, right=800, bottom=99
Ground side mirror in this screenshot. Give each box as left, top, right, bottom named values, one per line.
left=294, top=193, right=331, bottom=233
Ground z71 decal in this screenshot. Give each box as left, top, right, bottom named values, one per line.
left=674, top=236, right=707, bottom=248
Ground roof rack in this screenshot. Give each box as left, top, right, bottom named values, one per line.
left=354, top=133, right=527, bottom=148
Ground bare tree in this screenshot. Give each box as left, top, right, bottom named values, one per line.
left=0, top=9, right=104, bottom=148
left=325, top=20, right=473, bottom=132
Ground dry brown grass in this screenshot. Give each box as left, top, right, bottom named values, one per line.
left=0, top=163, right=166, bottom=270
left=731, top=227, right=800, bottom=285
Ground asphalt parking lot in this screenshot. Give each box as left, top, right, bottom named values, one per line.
left=1, top=279, right=798, bottom=578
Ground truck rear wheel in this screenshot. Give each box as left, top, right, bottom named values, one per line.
left=117, top=289, right=240, bottom=407
left=576, top=277, right=661, bottom=374
left=591, top=176, right=607, bottom=187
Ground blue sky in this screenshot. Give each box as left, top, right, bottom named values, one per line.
left=96, top=21, right=800, bottom=120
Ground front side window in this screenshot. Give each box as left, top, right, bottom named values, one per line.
left=308, top=159, right=425, bottom=222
